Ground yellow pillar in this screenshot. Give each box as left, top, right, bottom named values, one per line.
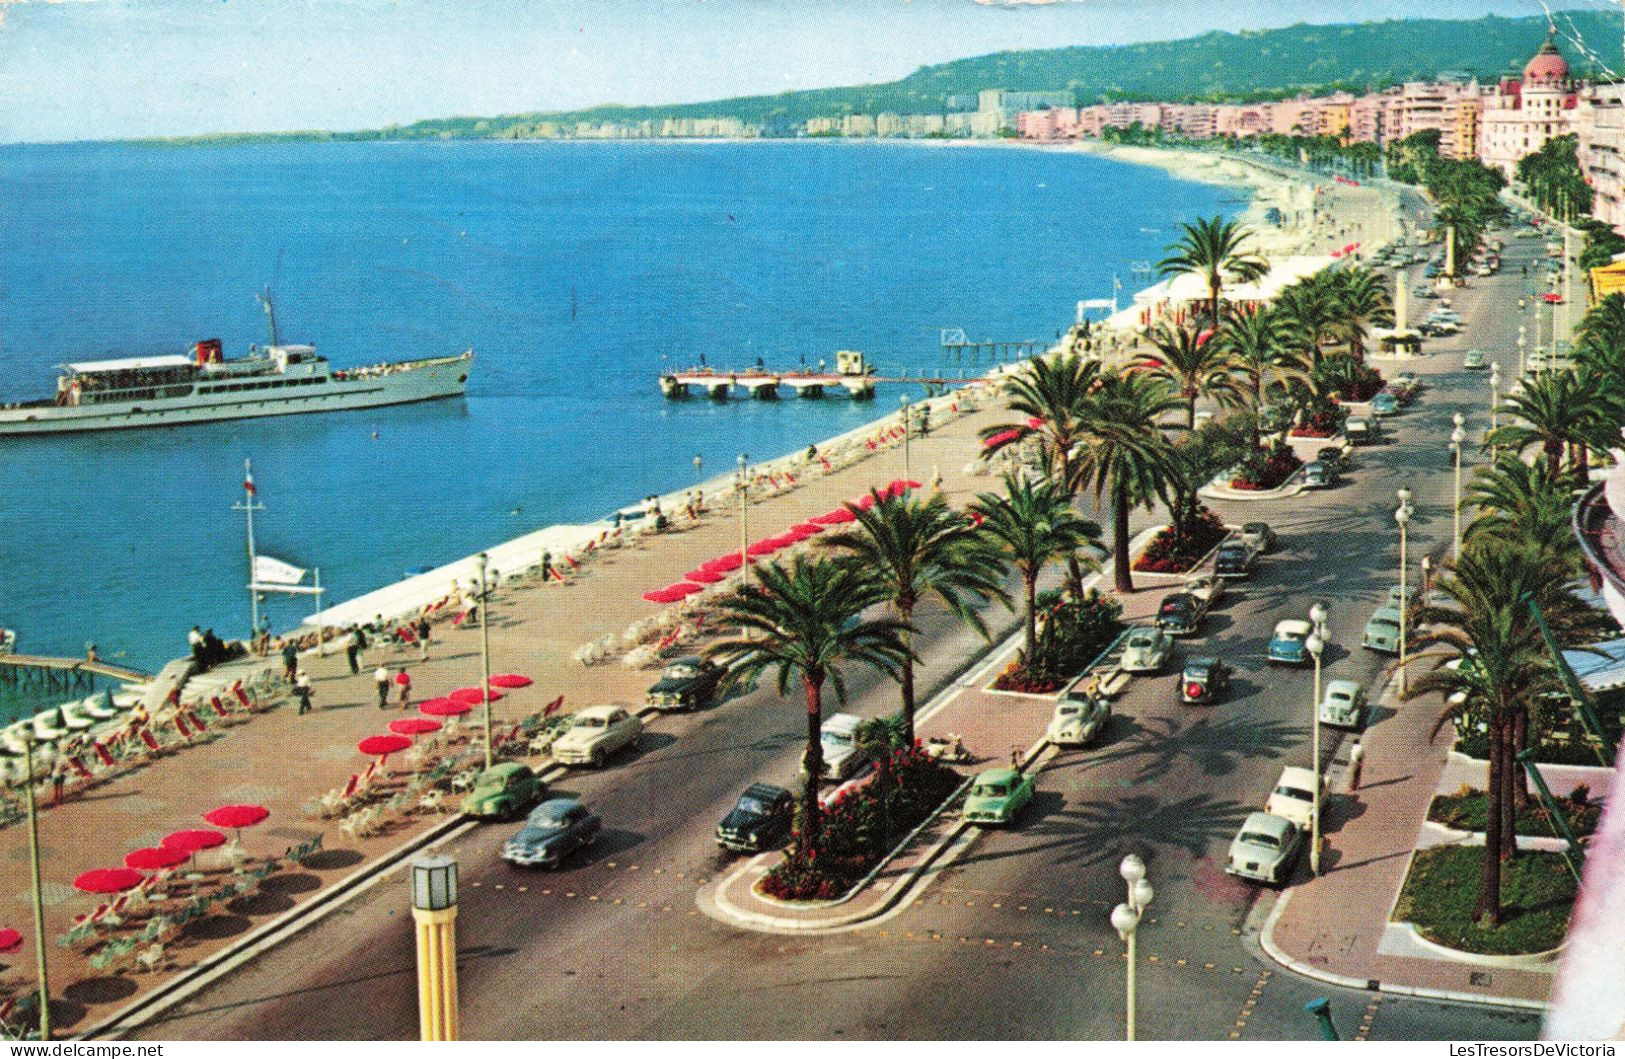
left=414, top=905, right=459, bottom=1041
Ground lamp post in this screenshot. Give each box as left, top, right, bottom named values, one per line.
left=1489, top=361, right=1501, bottom=436
left=1307, top=608, right=1327, bottom=876
left=1306, top=997, right=1341, bottom=1041
left=899, top=394, right=912, bottom=481
left=736, top=454, right=750, bottom=588
left=1395, top=490, right=1413, bottom=697
left=410, top=855, right=460, bottom=1041
left=1517, top=323, right=1527, bottom=377
left=1112, top=854, right=1154, bottom=1042
left=18, top=731, right=48, bottom=1040
left=472, top=553, right=494, bottom=770
left=1451, top=413, right=1466, bottom=561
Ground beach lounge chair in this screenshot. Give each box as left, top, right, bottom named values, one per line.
left=209, top=696, right=228, bottom=718
left=138, top=729, right=162, bottom=754
left=82, top=692, right=119, bottom=721
left=231, top=682, right=252, bottom=710
left=59, top=703, right=96, bottom=732
left=30, top=712, right=67, bottom=742
left=173, top=715, right=192, bottom=739
left=341, top=773, right=360, bottom=798
left=135, top=943, right=163, bottom=973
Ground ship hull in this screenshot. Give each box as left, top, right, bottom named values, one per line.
left=0, top=353, right=471, bottom=436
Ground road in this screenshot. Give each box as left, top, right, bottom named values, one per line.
left=134, top=228, right=1548, bottom=1041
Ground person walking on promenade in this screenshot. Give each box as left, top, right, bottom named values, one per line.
left=415, top=616, right=431, bottom=661
left=395, top=668, right=412, bottom=709
left=374, top=665, right=391, bottom=709
left=188, top=625, right=205, bottom=667
left=294, top=671, right=314, bottom=715
left=51, top=758, right=68, bottom=806
left=281, top=640, right=299, bottom=684
left=345, top=627, right=364, bottom=674
left=253, top=617, right=271, bottom=657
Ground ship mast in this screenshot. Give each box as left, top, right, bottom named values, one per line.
left=258, top=287, right=282, bottom=347
left=233, top=458, right=265, bottom=640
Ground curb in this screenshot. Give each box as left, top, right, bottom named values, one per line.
left=1200, top=474, right=1307, bottom=502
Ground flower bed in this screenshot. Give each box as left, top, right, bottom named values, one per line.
left=1429, top=784, right=1602, bottom=838
left=757, top=746, right=963, bottom=902
left=1229, top=449, right=1303, bottom=491
left=990, top=591, right=1124, bottom=693
left=991, top=661, right=1066, bottom=694
left=1392, top=846, right=1574, bottom=956
left=1132, top=509, right=1228, bottom=573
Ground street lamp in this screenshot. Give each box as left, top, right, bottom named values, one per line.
left=1451, top=414, right=1466, bottom=560
left=473, top=552, right=493, bottom=771
left=899, top=394, right=912, bottom=481
left=1306, top=621, right=1326, bottom=876
left=410, top=855, right=460, bottom=1041
left=736, top=454, right=750, bottom=588
left=1111, top=854, right=1154, bottom=1042
left=1489, top=362, right=1501, bottom=436
left=18, top=730, right=48, bottom=1040
left=1517, top=324, right=1527, bottom=377
left=1395, top=490, right=1413, bottom=697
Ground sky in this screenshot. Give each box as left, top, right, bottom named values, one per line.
left=0, top=0, right=1605, bottom=142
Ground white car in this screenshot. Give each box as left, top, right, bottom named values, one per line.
left=1319, top=679, right=1367, bottom=728
left=1184, top=573, right=1226, bottom=608
left=1046, top=685, right=1111, bottom=747
left=550, top=704, right=644, bottom=768
left=1265, top=765, right=1323, bottom=829
left=1226, top=812, right=1305, bottom=885
left=1119, top=626, right=1172, bottom=673
left=819, top=712, right=864, bottom=781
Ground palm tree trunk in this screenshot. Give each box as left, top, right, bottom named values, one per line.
left=799, top=676, right=825, bottom=863
left=1022, top=571, right=1038, bottom=665
left=1476, top=713, right=1506, bottom=926
left=1065, top=554, right=1086, bottom=604
left=1499, top=720, right=1518, bottom=860
left=1187, top=395, right=1197, bottom=430
left=1113, top=485, right=1134, bottom=594
left=1209, top=278, right=1221, bottom=333
left=898, top=602, right=917, bottom=747
left=1546, top=439, right=1563, bottom=479
left=1512, top=706, right=1531, bottom=806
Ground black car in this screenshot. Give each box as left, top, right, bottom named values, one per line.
left=645, top=656, right=726, bottom=711
left=1180, top=657, right=1232, bottom=705
left=501, top=798, right=603, bottom=868
left=1213, top=542, right=1257, bottom=579
left=1315, top=446, right=1347, bottom=472
left=1239, top=521, right=1277, bottom=554
left=717, top=783, right=794, bottom=853
left=1155, top=592, right=1208, bottom=636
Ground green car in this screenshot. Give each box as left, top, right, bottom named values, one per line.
left=1361, top=605, right=1405, bottom=654
left=962, top=767, right=1035, bottom=825
left=460, top=762, right=547, bottom=820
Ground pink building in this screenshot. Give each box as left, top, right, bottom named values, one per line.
left=1479, top=33, right=1578, bottom=178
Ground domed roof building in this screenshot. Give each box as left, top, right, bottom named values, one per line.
left=1480, top=28, right=1579, bottom=179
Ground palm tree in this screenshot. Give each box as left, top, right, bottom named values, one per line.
left=1274, top=273, right=1341, bottom=367
left=1329, top=267, right=1393, bottom=362
left=1487, top=370, right=1614, bottom=477
left=1217, top=305, right=1306, bottom=447
left=1464, top=453, right=1586, bottom=572
left=972, top=474, right=1102, bottom=664
left=826, top=490, right=1009, bottom=746
left=1072, top=372, right=1182, bottom=593
left=1158, top=215, right=1269, bottom=332
left=1143, top=322, right=1244, bottom=429
left=705, top=556, right=910, bottom=863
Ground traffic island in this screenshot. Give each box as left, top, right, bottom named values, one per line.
left=1390, top=846, right=1573, bottom=962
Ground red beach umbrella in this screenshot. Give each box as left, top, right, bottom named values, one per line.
left=642, top=588, right=677, bottom=603
left=489, top=674, right=533, bottom=689
left=821, top=508, right=857, bottom=525
left=707, top=553, right=745, bottom=572
left=766, top=534, right=800, bottom=550
left=809, top=511, right=848, bottom=526
left=0, top=929, right=22, bottom=955
left=685, top=567, right=726, bottom=583
left=666, top=582, right=704, bottom=598
left=852, top=494, right=877, bottom=510
left=746, top=539, right=781, bottom=557
left=389, top=717, right=442, bottom=738
left=420, top=699, right=474, bottom=718
left=74, top=868, right=145, bottom=895
left=205, top=804, right=270, bottom=833
left=450, top=686, right=503, bottom=705
left=982, top=428, right=1022, bottom=449
left=161, top=829, right=226, bottom=853
left=792, top=522, right=824, bottom=536
left=124, top=846, right=190, bottom=871
left=359, top=734, right=412, bottom=757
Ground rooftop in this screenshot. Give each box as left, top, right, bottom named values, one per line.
left=65, top=354, right=194, bottom=374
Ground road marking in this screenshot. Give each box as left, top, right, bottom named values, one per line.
left=1354, top=994, right=1383, bottom=1042
left=1227, top=968, right=1274, bottom=1040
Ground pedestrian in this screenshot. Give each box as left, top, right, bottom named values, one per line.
left=188, top=625, right=205, bottom=667
left=540, top=551, right=553, bottom=583
left=395, top=668, right=412, bottom=710
left=85, top=643, right=99, bottom=664
left=294, top=671, right=314, bottom=715
left=374, top=665, right=391, bottom=709
left=345, top=627, right=363, bottom=674
left=281, top=639, right=299, bottom=683
left=254, top=617, right=272, bottom=657
left=415, top=616, right=431, bottom=661
left=51, top=758, right=68, bottom=806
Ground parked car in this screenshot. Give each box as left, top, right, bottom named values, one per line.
left=1345, top=417, right=1376, bottom=446
left=461, top=762, right=547, bottom=820
left=962, top=767, right=1035, bottom=825
left=1361, top=605, right=1405, bottom=654
left=1413, top=286, right=1439, bottom=300
left=501, top=797, right=602, bottom=867
left=1180, top=656, right=1232, bottom=705
left=1420, top=320, right=1459, bottom=337
left=1239, top=522, right=1277, bottom=554
left=1185, top=573, right=1227, bottom=608
left=818, top=712, right=865, bottom=780
left=1319, top=679, right=1368, bottom=728
left=1213, top=541, right=1257, bottom=579
left=1047, top=689, right=1111, bottom=748
left=1462, top=349, right=1488, bottom=370
left=1266, top=765, right=1324, bottom=829
left=1120, top=626, right=1173, bottom=673
left=551, top=704, right=644, bottom=768
left=645, top=655, right=725, bottom=711
left=1392, top=371, right=1419, bottom=390
left=1156, top=592, right=1209, bottom=636
left=1386, top=584, right=1420, bottom=611
left=1267, top=619, right=1314, bottom=665
left=1303, top=460, right=1334, bottom=489
left=1371, top=391, right=1399, bottom=417
left=1226, top=812, right=1306, bottom=885
left=1315, top=446, right=1347, bottom=472
left=716, top=783, right=794, bottom=853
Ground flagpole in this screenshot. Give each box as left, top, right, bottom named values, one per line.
left=232, top=458, right=266, bottom=641
left=313, top=568, right=325, bottom=657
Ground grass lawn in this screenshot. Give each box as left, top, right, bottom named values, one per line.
left=1393, top=846, right=1575, bottom=956
left=1428, top=787, right=1601, bottom=838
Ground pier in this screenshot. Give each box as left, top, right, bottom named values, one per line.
left=0, top=653, right=150, bottom=693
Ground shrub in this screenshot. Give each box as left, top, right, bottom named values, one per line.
left=1133, top=508, right=1228, bottom=573
left=992, top=590, right=1125, bottom=690
left=1230, top=447, right=1302, bottom=491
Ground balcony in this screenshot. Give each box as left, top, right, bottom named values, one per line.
left=1575, top=478, right=1625, bottom=629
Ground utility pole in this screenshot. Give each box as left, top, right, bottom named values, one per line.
left=232, top=458, right=265, bottom=641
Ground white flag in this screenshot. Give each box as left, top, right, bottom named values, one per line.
left=253, top=554, right=306, bottom=585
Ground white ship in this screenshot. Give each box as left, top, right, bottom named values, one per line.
left=0, top=295, right=472, bottom=436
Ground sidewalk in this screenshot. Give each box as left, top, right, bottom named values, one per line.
left=1259, top=675, right=1555, bottom=1009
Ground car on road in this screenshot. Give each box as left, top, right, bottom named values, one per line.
left=1180, top=656, right=1232, bottom=705
left=1319, top=679, right=1368, bottom=728
left=645, top=655, right=726, bottom=711
left=1185, top=573, right=1227, bottom=609
left=963, top=767, right=1035, bottom=825
left=1156, top=592, right=1209, bottom=636
left=1226, top=812, right=1306, bottom=885
left=1213, top=541, right=1257, bottom=579
left=716, top=783, right=794, bottom=853
left=1047, top=689, right=1111, bottom=747
left=1371, top=391, right=1399, bottom=417
left=1419, top=320, right=1459, bottom=337
left=1393, top=371, right=1419, bottom=390
left=1387, top=584, right=1421, bottom=612
left=501, top=797, right=602, bottom=868
left=1413, top=285, right=1439, bottom=300
left=1462, top=349, right=1488, bottom=369
left=1267, top=619, right=1314, bottom=665
left=1239, top=522, right=1277, bottom=554
left=1266, top=765, right=1324, bottom=828
left=1303, top=460, right=1336, bottom=489
left=1346, top=417, right=1376, bottom=446
left=1316, top=446, right=1347, bottom=472
left=1120, top=626, right=1173, bottom=673
left=462, top=762, right=548, bottom=820
left=551, top=704, right=644, bottom=768
left=1361, top=605, right=1405, bottom=654
left=819, top=712, right=865, bottom=780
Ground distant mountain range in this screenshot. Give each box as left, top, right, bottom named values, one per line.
left=154, top=10, right=1615, bottom=144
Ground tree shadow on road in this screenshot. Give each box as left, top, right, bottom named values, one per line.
left=1070, top=711, right=1305, bottom=786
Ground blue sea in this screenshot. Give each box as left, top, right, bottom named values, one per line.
left=0, top=139, right=1234, bottom=675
